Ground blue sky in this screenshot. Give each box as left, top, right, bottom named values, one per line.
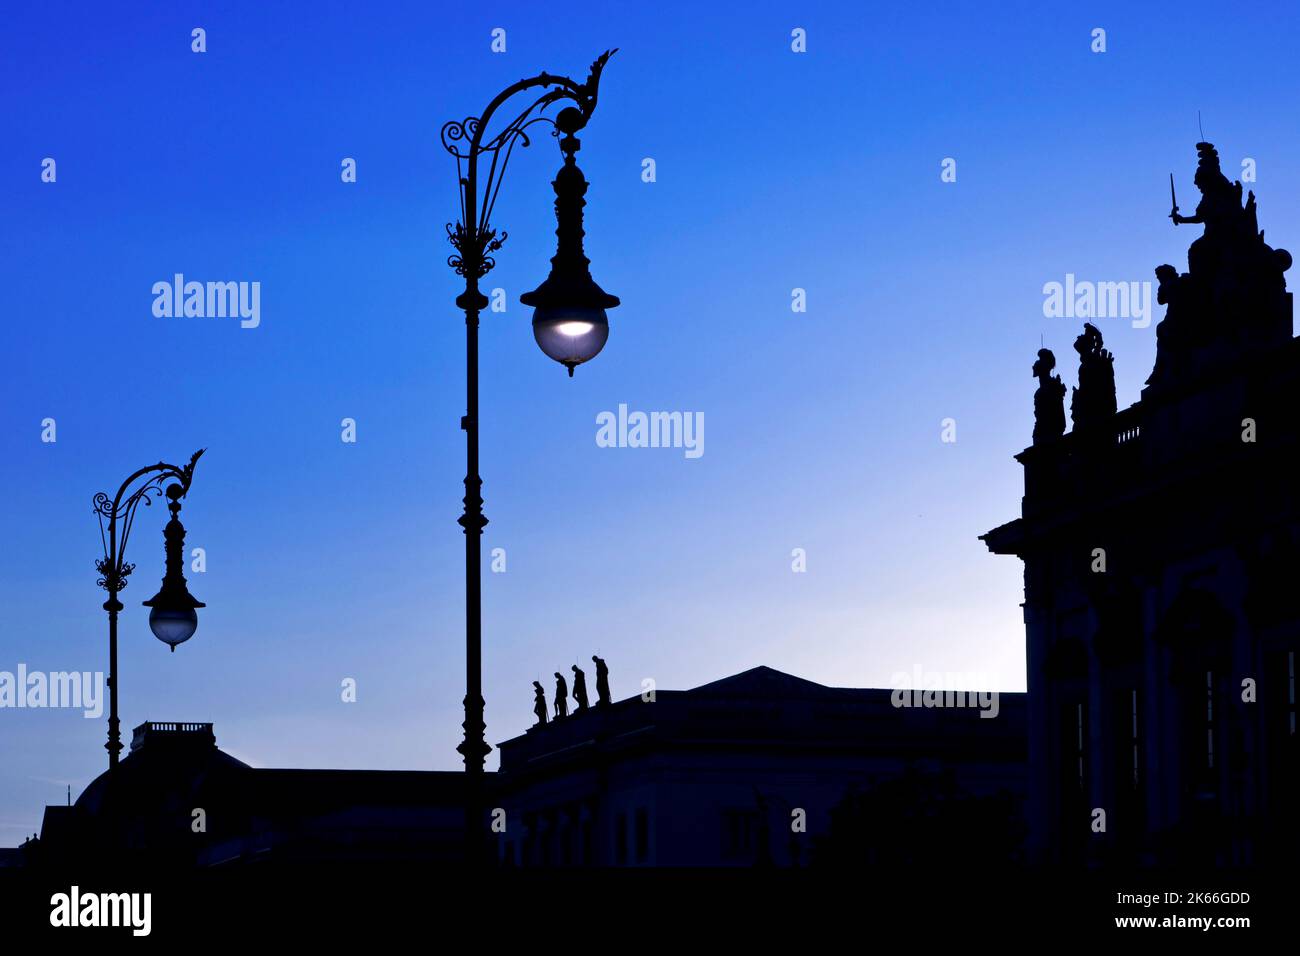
left=3, top=0, right=1300, bottom=838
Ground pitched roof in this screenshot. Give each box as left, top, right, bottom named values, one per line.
left=686, top=665, right=847, bottom=699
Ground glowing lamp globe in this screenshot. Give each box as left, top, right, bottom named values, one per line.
left=531, top=307, right=611, bottom=373
left=146, top=605, right=199, bottom=650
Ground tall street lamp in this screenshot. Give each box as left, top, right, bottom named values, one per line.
left=93, top=450, right=205, bottom=769
left=440, top=50, right=620, bottom=861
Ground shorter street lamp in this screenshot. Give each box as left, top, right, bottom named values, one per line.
left=93, top=450, right=205, bottom=768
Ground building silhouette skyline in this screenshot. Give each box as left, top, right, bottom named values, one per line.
left=983, top=141, right=1298, bottom=867
left=7, top=146, right=1298, bottom=875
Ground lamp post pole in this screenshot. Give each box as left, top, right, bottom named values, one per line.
left=441, top=50, right=619, bottom=865
left=93, top=450, right=205, bottom=769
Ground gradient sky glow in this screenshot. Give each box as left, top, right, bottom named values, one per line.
left=5, top=0, right=1300, bottom=839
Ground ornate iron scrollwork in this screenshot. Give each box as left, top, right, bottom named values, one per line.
left=93, top=450, right=204, bottom=594
left=440, top=51, right=616, bottom=283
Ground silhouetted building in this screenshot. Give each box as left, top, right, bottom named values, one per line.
left=492, top=666, right=1025, bottom=866
left=983, top=142, right=1299, bottom=866
left=13, top=672, right=1024, bottom=869
left=19, top=721, right=467, bottom=867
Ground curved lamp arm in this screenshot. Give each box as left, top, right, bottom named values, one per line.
left=93, top=449, right=204, bottom=595
left=440, top=49, right=616, bottom=287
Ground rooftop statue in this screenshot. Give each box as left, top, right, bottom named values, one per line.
left=1070, top=323, right=1116, bottom=431
left=571, top=664, right=590, bottom=712
left=1146, top=264, right=1205, bottom=386
left=1032, top=348, right=1066, bottom=444
left=553, top=672, right=569, bottom=719
left=592, top=655, right=612, bottom=707
left=1153, top=142, right=1293, bottom=388
left=1169, top=143, right=1246, bottom=250
left=532, top=681, right=548, bottom=727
